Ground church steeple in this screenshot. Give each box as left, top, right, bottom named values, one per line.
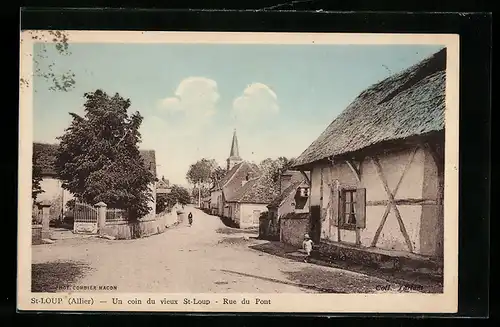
left=227, top=129, right=243, bottom=170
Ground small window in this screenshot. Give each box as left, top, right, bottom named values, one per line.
left=294, top=187, right=309, bottom=210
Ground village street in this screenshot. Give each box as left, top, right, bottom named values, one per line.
left=32, top=206, right=423, bottom=294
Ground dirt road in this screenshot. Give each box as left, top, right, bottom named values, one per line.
left=32, top=206, right=413, bottom=293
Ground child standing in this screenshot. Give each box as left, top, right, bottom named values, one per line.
left=302, top=234, right=314, bottom=262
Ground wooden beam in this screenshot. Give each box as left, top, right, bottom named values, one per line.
left=345, top=159, right=361, bottom=183
left=371, top=199, right=392, bottom=247
left=300, top=170, right=311, bottom=186
left=370, top=156, right=415, bottom=252
left=367, top=198, right=438, bottom=206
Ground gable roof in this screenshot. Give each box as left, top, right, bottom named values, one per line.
left=33, top=142, right=157, bottom=178
left=267, top=178, right=306, bottom=208
left=213, top=161, right=260, bottom=191
left=227, top=175, right=276, bottom=204
left=292, top=48, right=446, bottom=169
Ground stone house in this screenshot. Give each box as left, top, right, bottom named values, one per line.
left=33, top=142, right=158, bottom=221
left=291, top=48, right=446, bottom=271
left=224, top=173, right=276, bottom=229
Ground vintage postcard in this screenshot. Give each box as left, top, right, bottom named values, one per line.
left=18, top=31, right=459, bottom=313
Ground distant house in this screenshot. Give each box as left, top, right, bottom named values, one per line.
left=291, top=48, right=446, bottom=266
left=209, top=129, right=260, bottom=217
left=224, top=174, right=276, bottom=229
left=200, top=196, right=211, bottom=212
left=156, top=177, right=171, bottom=195
left=33, top=142, right=158, bottom=221
left=267, top=170, right=310, bottom=220
left=260, top=170, right=310, bottom=240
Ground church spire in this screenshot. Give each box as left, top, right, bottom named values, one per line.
left=229, top=128, right=240, bottom=158
left=227, top=129, right=243, bottom=170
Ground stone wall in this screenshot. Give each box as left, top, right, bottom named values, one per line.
left=102, top=217, right=166, bottom=240
left=32, top=225, right=42, bottom=245
left=280, top=212, right=310, bottom=247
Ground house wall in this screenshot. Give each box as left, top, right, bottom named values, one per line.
left=143, top=182, right=157, bottom=220
left=312, top=145, right=443, bottom=258
left=38, top=177, right=74, bottom=221
left=210, top=189, right=223, bottom=215
left=237, top=203, right=268, bottom=229
left=278, top=181, right=311, bottom=218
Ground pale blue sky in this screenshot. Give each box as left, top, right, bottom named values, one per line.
left=32, top=43, right=444, bottom=185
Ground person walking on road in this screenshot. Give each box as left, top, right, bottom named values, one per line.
left=188, top=212, right=193, bottom=227
left=302, top=234, right=314, bottom=263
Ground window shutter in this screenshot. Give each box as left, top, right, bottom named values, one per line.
left=355, top=188, right=366, bottom=229
left=331, top=182, right=340, bottom=227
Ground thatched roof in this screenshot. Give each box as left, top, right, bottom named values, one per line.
left=33, top=142, right=157, bottom=178
left=292, top=48, right=446, bottom=169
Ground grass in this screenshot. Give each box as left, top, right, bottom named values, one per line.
left=31, top=260, right=91, bottom=292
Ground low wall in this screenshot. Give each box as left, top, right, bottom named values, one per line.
left=101, top=209, right=183, bottom=240
left=102, top=217, right=166, bottom=240
left=32, top=225, right=42, bottom=245
left=280, top=213, right=310, bottom=247
left=259, top=217, right=280, bottom=241
left=317, top=241, right=443, bottom=277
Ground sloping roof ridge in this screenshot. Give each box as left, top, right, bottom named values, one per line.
left=268, top=177, right=306, bottom=208
left=292, top=48, right=446, bottom=168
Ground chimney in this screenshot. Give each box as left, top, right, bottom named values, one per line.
left=280, top=170, right=293, bottom=193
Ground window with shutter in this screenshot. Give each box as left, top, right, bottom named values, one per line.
left=337, top=186, right=367, bottom=230
left=331, top=182, right=340, bottom=227
left=355, top=188, right=366, bottom=229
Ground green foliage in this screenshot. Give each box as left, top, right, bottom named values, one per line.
left=258, top=156, right=295, bottom=197
left=32, top=154, right=44, bottom=201
left=156, top=193, right=170, bottom=214
left=186, top=158, right=227, bottom=191
left=170, top=185, right=191, bottom=206
left=186, top=158, right=216, bottom=186
left=55, top=89, right=155, bottom=220
left=210, top=166, right=227, bottom=187
left=156, top=185, right=191, bottom=213
left=191, top=185, right=210, bottom=199
left=22, top=31, right=76, bottom=92
left=65, top=199, right=76, bottom=210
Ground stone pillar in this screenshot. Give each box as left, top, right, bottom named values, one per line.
left=95, top=202, right=107, bottom=236
left=38, top=200, right=51, bottom=240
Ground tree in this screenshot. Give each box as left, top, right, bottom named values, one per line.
left=32, top=154, right=44, bottom=202
left=258, top=156, right=295, bottom=197
left=55, top=89, right=155, bottom=220
left=191, top=185, right=210, bottom=199
left=156, top=185, right=190, bottom=213
left=210, top=166, right=227, bottom=187
left=170, top=185, right=191, bottom=206
left=186, top=158, right=218, bottom=207
left=21, top=30, right=76, bottom=92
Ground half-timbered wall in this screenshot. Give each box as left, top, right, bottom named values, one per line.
left=311, top=145, right=443, bottom=258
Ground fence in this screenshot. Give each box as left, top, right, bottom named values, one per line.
left=73, top=201, right=99, bottom=234
left=106, top=208, right=129, bottom=222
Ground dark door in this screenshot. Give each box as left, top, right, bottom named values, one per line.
left=310, top=205, right=321, bottom=244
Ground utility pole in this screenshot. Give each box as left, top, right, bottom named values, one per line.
left=198, top=182, right=201, bottom=208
